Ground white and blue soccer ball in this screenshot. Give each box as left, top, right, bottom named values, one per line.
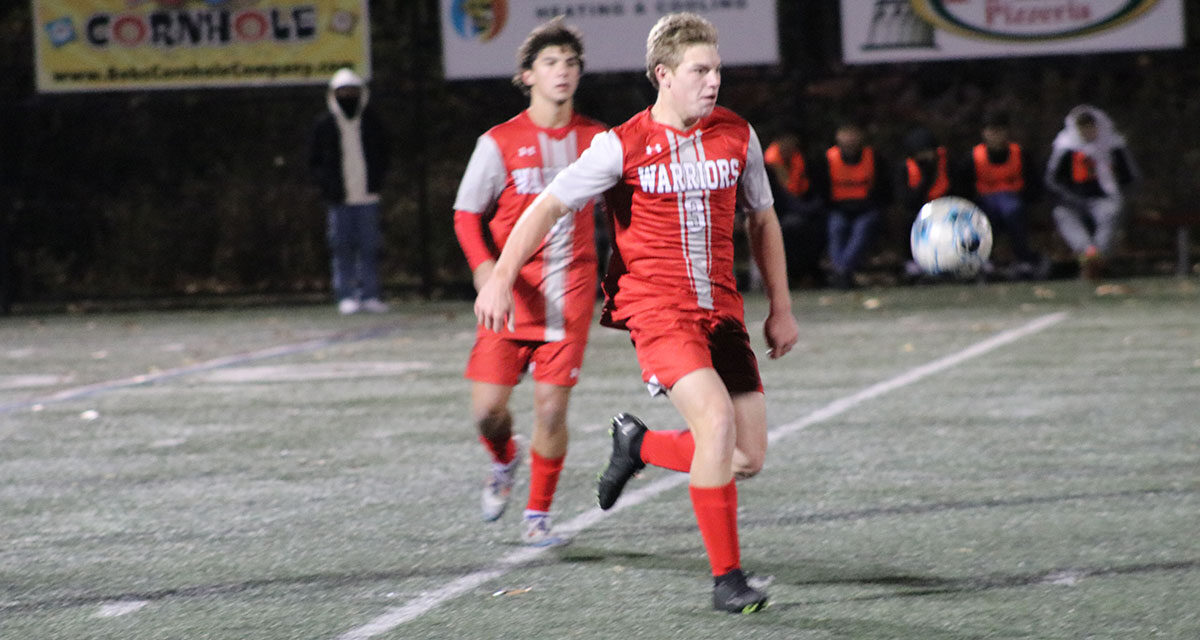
left=910, top=196, right=993, bottom=277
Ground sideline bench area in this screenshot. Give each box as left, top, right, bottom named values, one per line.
left=1136, top=211, right=1200, bottom=277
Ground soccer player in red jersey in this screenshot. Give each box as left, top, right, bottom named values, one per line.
left=453, top=19, right=607, bottom=546
left=475, top=13, right=799, bottom=612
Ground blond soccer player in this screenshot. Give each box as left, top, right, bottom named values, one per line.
left=475, top=13, right=799, bottom=612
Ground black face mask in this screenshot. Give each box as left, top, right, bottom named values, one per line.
left=336, top=96, right=360, bottom=118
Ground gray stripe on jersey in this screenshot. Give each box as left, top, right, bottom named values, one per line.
left=538, top=131, right=580, bottom=342
left=666, top=129, right=714, bottom=311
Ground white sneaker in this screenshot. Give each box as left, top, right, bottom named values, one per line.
left=338, top=298, right=360, bottom=315
left=481, top=438, right=523, bottom=522
left=361, top=298, right=389, bottom=313
left=521, top=511, right=565, bottom=547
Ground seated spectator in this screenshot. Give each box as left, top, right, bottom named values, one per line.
left=956, top=109, right=1048, bottom=280
left=810, top=120, right=892, bottom=289
left=1045, top=105, right=1140, bottom=281
left=765, top=134, right=826, bottom=288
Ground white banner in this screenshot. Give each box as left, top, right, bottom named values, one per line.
left=841, top=0, right=1185, bottom=64
left=440, top=0, right=778, bottom=80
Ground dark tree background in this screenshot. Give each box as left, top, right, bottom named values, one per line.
left=1, top=2, right=1197, bottom=311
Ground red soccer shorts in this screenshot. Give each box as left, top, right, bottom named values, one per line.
left=465, top=329, right=587, bottom=388
left=625, top=308, right=762, bottom=396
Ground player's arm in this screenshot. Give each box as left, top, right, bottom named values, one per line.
left=452, top=134, right=508, bottom=292
left=475, top=192, right=572, bottom=332
left=745, top=206, right=799, bottom=359
left=453, top=211, right=496, bottom=292
left=740, top=124, right=799, bottom=359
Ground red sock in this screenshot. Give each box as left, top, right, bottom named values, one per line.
left=640, top=429, right=694, bottom=472
left=479, top=434, right=516, bottom=465
left=689, top=481, right=740, bottom=576
left=525, top=450, right=565, bottom=513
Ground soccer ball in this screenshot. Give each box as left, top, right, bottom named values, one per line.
left=910, top=196, right=993, bottom=277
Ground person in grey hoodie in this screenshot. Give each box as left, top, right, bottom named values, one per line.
left=310, top=68, right=391, bottom=313
left=1045, top=105, right=1139, bottom=281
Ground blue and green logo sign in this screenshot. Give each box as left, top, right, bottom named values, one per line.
left=449, top=0, right=507, bottom=42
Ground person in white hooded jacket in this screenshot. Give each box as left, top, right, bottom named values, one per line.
left=1044, top=105, right=1139, bottom=281
left=310, top=68, right=391, bottom=313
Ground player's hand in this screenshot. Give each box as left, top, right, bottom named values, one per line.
left=474, top=275, right=515, bottom=333
left=763, top=310, right=799, bottom=359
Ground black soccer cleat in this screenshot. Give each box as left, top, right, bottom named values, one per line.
left=712, top=569, right=769, bottom=614
left=596, top=413, right=647, bottom=510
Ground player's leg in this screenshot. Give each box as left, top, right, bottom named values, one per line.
left=669, top=368, right=736, bottom=485
left=670, top=370, right=767, bottom=613
left=530, top=382, right=569, bottom=464
left=730, top=391, right=767, bottom=480
left=466, top=334, right=529, bottom=522
left=599, top=314, right=706, bottom=510
left=520, top=381, right=570, bottom=545
left=473, top=381, right=517, bottom=463
left=600, top=315, right=758, bottom=501
left=639, top=425, right=694, bottom=472
left=520, top=335, right=586, bottom=544
left=529, top=381, right=569, bottom=502
left=614, top=405, right=761, bottom=478
left=472, top=381, right=523, bottom=522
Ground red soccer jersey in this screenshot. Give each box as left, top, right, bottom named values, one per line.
left=546, top=106, right=773, bottom=329
left=454, top=110, right=607, bottom=342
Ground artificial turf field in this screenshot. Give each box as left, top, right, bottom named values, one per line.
left=2, top=277, right=1198, bottom=639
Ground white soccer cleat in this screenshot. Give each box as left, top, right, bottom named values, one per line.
left=520, top=511, right=565, bottom=547
left=481, top=439, right=523, bottom=522
left=360, top=298, right=389, bottom=313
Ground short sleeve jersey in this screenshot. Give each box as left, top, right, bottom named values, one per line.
left=454, top=111, right=607, bottom=342
left=546, top=106, right=773, bottom=328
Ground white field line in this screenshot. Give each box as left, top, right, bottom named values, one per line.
left=0, top=325, right=398, bottom=415
left=335, top=311, right=1069, bottom=640
left=95, top=600, right=149, bottom=618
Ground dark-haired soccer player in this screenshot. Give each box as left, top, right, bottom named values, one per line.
left=475, top=12, right=799, bottom=612
left=453, top=18, right=607, bottom=546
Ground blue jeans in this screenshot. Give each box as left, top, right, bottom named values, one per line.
left=827, top=208, right=880, bottom=276
left=327, top=202, right=382, bottom=301
left=978, top=192, right=1038, bottom=264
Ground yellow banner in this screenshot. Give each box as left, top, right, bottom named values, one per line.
left=33, top=0, right=371, bottom=92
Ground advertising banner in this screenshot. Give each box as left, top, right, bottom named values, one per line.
left=841, top=0, right=1185, bottom=64
left=33, top=0, right=372, bottom=92
left=440, top=0, right=778, bottom=80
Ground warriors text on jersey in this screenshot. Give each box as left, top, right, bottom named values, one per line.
left=454, top=110, right=607, bottom=342
left=545, top=106, right=773, bottom=329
